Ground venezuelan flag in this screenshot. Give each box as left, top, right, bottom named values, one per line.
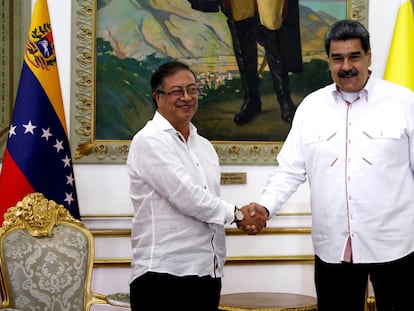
left=0, top=0, right=80, bottom=221
left=383, top=0, right=414, bottom=91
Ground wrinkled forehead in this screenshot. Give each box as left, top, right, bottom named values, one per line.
left=162, top=69, right=197, bottom=88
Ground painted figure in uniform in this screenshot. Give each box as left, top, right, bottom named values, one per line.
left=190, top=0, right=303, bottom=125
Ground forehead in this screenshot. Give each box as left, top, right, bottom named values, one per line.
left=329, top=38, right=364, bottom=55
left=163, top=69, right=196, bottom=87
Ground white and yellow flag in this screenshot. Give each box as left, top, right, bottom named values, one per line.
left=383, top=0, right=414, bottom=91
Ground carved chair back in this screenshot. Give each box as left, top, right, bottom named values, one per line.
left=0, top=192, right=107, bottom=311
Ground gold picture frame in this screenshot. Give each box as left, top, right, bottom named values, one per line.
left=0, top=0, right=31, bottom=162
left=69, top=0, right=368, bottom=164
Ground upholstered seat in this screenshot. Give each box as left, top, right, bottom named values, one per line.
left=0, top=192, right=129, bottom=310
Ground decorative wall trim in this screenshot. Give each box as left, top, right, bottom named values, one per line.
left=83, top=214, right=313, bottom=230
left=90, top=227, right=311, bottom=238
left=0, top=0, right=31, bottom=161
left=225, top=227, right=311, bottom=235
left=93, top=255, right=315, bottom=268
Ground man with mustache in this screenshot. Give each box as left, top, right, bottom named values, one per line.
left=242, top=20, right=414, bottom=311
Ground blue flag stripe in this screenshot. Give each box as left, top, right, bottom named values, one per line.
left=7, top=62, right=80, bottom=218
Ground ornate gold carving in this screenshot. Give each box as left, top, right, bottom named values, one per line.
left=1, top=192, right=81, bottom=237
left=0, top=1, right=31, bottom=161
left=0, top=192, right=115, bottom=310
left=75, top=141, right=96, bottom=159
left=348, top=0, right=369, bottom=25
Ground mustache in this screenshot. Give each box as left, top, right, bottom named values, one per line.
left=338, top=69, right=358, bottom=78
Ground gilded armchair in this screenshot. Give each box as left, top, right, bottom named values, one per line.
left=0, top=192, right=129, bottom=311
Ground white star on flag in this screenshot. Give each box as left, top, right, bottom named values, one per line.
left=8, top=125, right=17, bottom=138
left=62, top=155, right=71, bottom=167
left=53, top=139, right=64, bottom=152
left=23, top=120, right=37, bottom=134
left=64, top=192, right=74, bottom=205
left=66, top=173, right=74, bottom=186
left=41, top=128, right=53, bottom=141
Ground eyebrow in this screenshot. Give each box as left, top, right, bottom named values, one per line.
left=331, top=51, right=362, bottom=58
left=167, top=83, right=197, bottom=90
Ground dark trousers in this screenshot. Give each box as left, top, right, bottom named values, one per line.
left=315, top=252, right=414, bottom=311
left=130, top=271, right=222, bottom=311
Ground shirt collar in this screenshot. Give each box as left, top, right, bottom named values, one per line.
left=152, top=111, right=197, bottom=138
left=331, top=71, right=371, bottom=103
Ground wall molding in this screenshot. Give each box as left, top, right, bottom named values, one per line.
left=93, top=255, right=315, bottom=268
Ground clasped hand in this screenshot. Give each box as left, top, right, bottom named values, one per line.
left=237, top=203, right=268, bottom=235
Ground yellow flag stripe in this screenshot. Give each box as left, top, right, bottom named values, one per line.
left=24, top=0, right=68, bottom=132
left=383, top=0, right=414, bottom=91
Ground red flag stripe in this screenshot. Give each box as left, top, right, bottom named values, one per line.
left=0, top=150, right=34, bottom=218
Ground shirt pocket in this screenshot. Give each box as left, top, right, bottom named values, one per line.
left=361, top=126, right=407, bottom=165
left=302, top=131, right=337, bottom=144
left=302, top=129, right=339, bottom=167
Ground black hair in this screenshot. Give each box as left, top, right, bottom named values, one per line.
left=324, top=19, right=371, bottom=55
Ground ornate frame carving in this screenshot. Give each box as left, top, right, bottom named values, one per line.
left=70, top=0, right=368, bottom=164
left=0, top=0, right=31, bottom=161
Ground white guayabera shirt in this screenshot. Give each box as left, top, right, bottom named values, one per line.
left=127, top=112, right=235, bottom=284
left=260, top=74, right=414, bottom=264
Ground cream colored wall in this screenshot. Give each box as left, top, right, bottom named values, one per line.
left=10, top=0, right=404, bottom=308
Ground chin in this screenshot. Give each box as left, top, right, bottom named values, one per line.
left=338, top=84, right=357, bottom=92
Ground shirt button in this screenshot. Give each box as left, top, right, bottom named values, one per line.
left=204, top=186, right=207, bottom=190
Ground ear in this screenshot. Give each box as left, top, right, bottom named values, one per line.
left=153, top=91, right=161, bottom=102
left=367, top=49, right=372, bottom=66
left=153, top=91, right=163, bottom=109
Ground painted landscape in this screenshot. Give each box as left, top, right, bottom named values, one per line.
left=95, top=0, right=345, bottom=142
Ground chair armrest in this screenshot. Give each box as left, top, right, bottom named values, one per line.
left=90, top=292, right=110, bottom=305
left=106, top=292, right=131, bottom=308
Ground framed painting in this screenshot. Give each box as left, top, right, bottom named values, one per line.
left=70, top=0, right=368, bottom=164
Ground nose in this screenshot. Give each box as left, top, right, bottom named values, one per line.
left=342, top=58, right=353, bottom=70
left=181, top=89, right=192, bottom=99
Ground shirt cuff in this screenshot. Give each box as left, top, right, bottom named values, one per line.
left=224, top=203, right=236, bottom=224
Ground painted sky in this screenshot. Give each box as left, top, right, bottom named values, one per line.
left=302, top=0, right=347, bottom=20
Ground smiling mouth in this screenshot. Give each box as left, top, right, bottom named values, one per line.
left=177, top=104, right=193, bottom=109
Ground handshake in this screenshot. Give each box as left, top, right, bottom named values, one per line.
left=236, top=203, right=269, bottom=235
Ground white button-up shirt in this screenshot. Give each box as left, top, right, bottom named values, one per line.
left=259, top=74, right=414, bottom=263
left=127, top=112, right=234, bottom=283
